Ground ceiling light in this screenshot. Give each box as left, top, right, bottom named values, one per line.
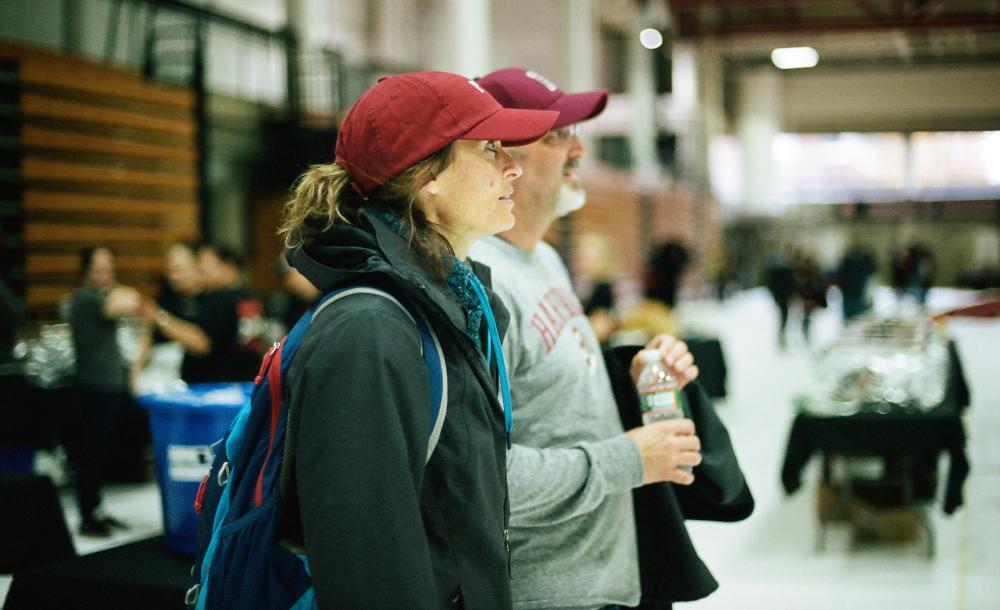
left=770, top=47, right=819, bottom=69
left=639, top=28, right=663, bottom=50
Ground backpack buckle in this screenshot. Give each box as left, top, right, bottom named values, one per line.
left=217, top=461, right=230, bottom=486
left=184, top=583, right=200, bottom=605
left=255, top=341, right=281, bottom=385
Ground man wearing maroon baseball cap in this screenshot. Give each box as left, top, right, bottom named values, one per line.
left=469, top=69, right=719, bottom=610
left=271, top=71, right=557, bottom=608
left=473, top=67, right=609, bottom=226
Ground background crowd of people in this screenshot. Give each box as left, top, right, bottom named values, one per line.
left=48, top=240, right=324, bottom=538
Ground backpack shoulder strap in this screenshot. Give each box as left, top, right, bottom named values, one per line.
left=290, top=285, right=447, bottom=467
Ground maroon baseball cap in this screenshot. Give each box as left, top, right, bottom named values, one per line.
left=475, top=68, right=608, bottom=129
left=335, top=71, right=559, bottom=195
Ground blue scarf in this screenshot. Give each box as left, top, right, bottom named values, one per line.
left=373, top=210, right=484, bottom=353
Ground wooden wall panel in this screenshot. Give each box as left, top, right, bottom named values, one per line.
left=23, top=191, right=197, bottom=217
left=25, top=281, right=161, bottom=310
left=0, top=41, right=200, bottom=316
left=20, top=93, right=195, bottom=136
left=26, top=253, right=164, bottom=276
left=0, top=42, right=194, bottom=109
left=20, top=126, right=196, bottom=162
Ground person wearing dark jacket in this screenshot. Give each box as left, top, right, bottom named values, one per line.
left=274, top=71, right=558, bottom=609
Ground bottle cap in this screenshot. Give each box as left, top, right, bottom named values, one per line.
left=638, top=349, right=661, bottom=364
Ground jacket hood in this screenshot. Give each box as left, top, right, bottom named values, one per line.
left=286, top=209, right=403, bottom=292
left=285, top=208, right=506, bottom=339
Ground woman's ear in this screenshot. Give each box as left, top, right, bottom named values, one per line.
left=420, top=176, right=440, bottom=197
left=414, top=178, right=441, bottom=225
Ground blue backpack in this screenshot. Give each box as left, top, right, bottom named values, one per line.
left=186, top=285, right=447, bottom=609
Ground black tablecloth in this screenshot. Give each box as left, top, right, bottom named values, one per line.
left=0, top=372, right=151, bottom=483
left=683, top=336, right=727, bottom=399
left=0, top=374, right=69, bottom=450
left=780, top=342, right=971, bottom=514
left=0, top=474, right=75, bottom=574
left=5, top=536, right=191, bottom=610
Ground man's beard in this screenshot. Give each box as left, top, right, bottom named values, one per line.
left=554, top=183, right=586, bottom=217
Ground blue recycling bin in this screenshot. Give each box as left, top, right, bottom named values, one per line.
left=139, top=382, right=253, bottom=556
left=0, top=446, right=34, bottom=473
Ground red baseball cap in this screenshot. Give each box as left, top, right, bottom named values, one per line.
left=475, top=68, right=608, bottom=129
left=335, top=71, right=559, bottom=195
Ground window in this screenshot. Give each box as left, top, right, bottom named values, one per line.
left=601, top=26, right=627, bottom=94
left=772, top=133, right=906, bottom=205
left=770, top=131, right=1000, bottom=205
left=653, top=46, right=672, bottom=95
left=911, top=131, right=1000, bottom=200
left=656, top=132, right=676, bottom=173
left=597, top=135, right=631, bottom=169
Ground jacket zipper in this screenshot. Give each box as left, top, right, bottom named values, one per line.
left=504, top=527, right=511, bottom=578
left=416, top=283, right=512, bottom=577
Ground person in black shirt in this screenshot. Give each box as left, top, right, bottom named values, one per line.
left=766, top=248, right=796, bottom=349
left=138, top=243, right=243, bottom=383
left=837, top=245, right=875, bottom=320
left=69, top=247, right=140, bottom=535
left=198, top=243, right=264, bottom=380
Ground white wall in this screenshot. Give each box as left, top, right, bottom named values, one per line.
left=311, top=0, right=368, bottom=63
left=491, top=0, right=570, bottom=83
left=373, top=0, right=423, bottom=68
left=207, top=0, right=285, bottom=28
left=781, top=64, right=1000, bottom=133
left=712, top=61, right=1000, bottom=216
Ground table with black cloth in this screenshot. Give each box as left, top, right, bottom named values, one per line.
left=5, top=536, right=192, bottom=610
left=780, top=342, right=971, bottom=553
left=0, top=371, right=69, bottom=452
left=0, top=474, right=75, bottom=574
left=682, top=336, right=727, bottom=399
left=0, top=370, right=151, bottom=484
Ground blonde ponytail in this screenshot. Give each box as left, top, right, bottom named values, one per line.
left=278, top=163, right=354, bottom=249
left=278, top=144, right=457, bottom=280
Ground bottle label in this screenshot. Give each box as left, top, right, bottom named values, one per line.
left=640, top=389, right=679, bottom=412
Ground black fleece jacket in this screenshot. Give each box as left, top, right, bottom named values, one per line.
left=280, top=210, right=512, bottom=609
left=605, top=345, right=754, bottom=607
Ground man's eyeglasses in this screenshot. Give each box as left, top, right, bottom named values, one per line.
left=541, top=124, right=580, bottom=145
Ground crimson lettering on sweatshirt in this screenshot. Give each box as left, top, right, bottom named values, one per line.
left=528, top=287, right=584, bottom=353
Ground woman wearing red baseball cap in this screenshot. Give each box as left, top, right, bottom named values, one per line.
left=275, top=72, right=557, bottom=608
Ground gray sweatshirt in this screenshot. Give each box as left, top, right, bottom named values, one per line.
left=469, top=236, right=644, bottom=610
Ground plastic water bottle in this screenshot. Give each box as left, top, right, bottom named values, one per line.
left=636, top=349, right=682, bottom=423
left=636, top=349, right=691, bottom=472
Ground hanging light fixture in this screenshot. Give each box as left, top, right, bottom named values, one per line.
left=771, top=47, right=819, bottom=69
left=639, top=28, right=664, bottom=50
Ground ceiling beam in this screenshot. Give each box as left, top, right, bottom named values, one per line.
left=673, top=14, right=1000, bottom=37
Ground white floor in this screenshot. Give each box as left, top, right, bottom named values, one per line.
left=2, top=288, right=998, bottom=609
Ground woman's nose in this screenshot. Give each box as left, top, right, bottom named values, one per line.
left=499, top=147, right=523, bottom=180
